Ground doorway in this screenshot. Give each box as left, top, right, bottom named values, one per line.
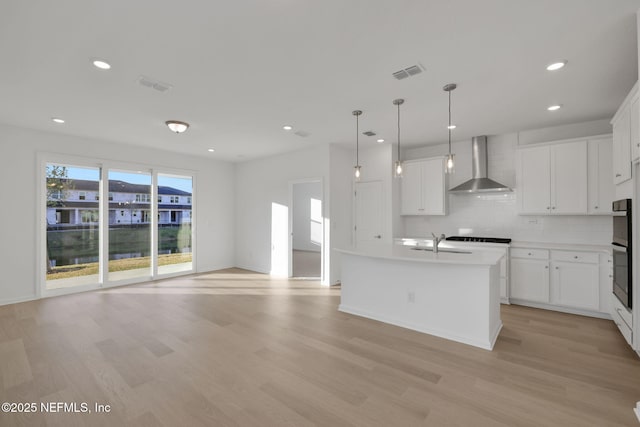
left=290, top=180, right=323, bottom=278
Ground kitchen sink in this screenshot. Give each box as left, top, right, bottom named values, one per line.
left=410, top=247, right=471, bottom=254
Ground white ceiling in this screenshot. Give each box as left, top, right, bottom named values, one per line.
left=1, top=0, right=639, bottom=162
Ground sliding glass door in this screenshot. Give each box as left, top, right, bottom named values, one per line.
left=107, top=170, right=152, bottom=281
left=45, top=163, right=101, bottom=290
left=157, top=174, right=193, bottom=274
left=42, top=158, right=194, bottom=295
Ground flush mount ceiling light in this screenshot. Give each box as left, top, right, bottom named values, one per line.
left=393, top=98, right=405, bottom=178
left=443, top=83, right=457, bottom=174
left=377, top=138, right=385, bottom=143
left=546, top=61, right=567, bottom=71
left=207, top=148, right=215, bottom=152
left=547, top=104, right=562, bottom=111
left=92, top=59, right=111, bottom=70
left=352, top=110, right=363, bottom=181
left=165, top=120, right=189, bottom=133
left=283, top=125, right=293, bottom=131
left=51, top=117, right=65, bottom=124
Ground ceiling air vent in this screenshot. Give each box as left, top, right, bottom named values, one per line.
left=392, top=64, right=424, bottom=80
left=363, top=131, right=376, bottom=136
left=137, top=75, right=173, bottom=93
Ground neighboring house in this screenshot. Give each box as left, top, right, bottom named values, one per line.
left=46, top=179, right=192, bottom=226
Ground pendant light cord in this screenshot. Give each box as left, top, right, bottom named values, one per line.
left=356, top=113, right=359, bottom=166
left=397, top=102, right=401, bottom=160
left=448, top=90, right=452, bottom=154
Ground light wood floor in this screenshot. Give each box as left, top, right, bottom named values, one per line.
left=1, top=268, right=639, bottom=426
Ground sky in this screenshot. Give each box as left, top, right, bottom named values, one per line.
left=46, top=165, right=193, bottom=192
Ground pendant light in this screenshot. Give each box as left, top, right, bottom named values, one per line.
left=443, top=83, right=457, bottom=174
left=393, top=98, right=405, bottom=178
left=353, top=110, right=363, bottom=181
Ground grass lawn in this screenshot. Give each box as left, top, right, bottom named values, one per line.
left=46, top=252, right=192, bottom=280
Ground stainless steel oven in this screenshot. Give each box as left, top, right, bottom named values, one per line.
left=612, top=199, right=632, bottom=309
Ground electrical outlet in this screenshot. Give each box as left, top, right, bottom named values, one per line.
left=408, top=291, right=415, bottom=303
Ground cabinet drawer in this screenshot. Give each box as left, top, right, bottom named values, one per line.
left=551, top=250, right=599, bottom=264
left=611, top=294, right=633, bottom=328
left=511, top=248, right=549, bottom=260
left=611, top=302, right=633, bottom=346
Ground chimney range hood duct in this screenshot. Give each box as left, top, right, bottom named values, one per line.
left=448, top=136, right=512, bottom=194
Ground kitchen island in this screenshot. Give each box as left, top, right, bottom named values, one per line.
left=336, top=245, right=505, bottom=350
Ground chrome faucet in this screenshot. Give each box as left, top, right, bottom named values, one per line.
left=431, top=233, right=446, bottom=253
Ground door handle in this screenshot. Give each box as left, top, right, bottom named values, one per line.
left=374, top=235, right=381, bottom=239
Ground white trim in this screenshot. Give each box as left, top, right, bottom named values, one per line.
left=509, top=299, right=612, bottom=319
left=515, top=133, right=613, bottom=150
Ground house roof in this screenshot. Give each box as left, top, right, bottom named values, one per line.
left=50, top=179, right=192, bottom=196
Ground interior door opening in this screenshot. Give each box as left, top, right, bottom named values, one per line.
left=291, top=180, right=322, bottom=279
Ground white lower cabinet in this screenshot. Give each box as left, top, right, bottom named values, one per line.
left=510, top=255, right=549, bottom=302
left=550, top=258, right=599, bottom=311
left=510, top=246, right=610, bottom=317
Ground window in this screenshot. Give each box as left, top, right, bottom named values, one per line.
left=45, top=163, right=100, bottom=290
left=42, top=160, right=194, bottom=295
left=158, top=174, right=193, bottom=275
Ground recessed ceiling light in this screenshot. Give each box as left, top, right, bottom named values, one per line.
left=283, top=125, right=293, bottom=131
left=165, top=120, right=189, bottom=133
left=447, top=124, right=457, bottom=130
left=546, top=61, right=567, bottom=71
left=51, top=117, right=65, bottom=124
left=92, top=59, right=111, bottom=70
left=377, top=139, right=385, bottom=143
left=207, top=148, right=215, bottom=152
left=547, top=104, right=562, bottom=111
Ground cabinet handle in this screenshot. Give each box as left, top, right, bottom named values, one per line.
left=545, top=265, right=548, bottom=269
left=609, top=274, right=613, bottom=278
left=418, top=208, right=425, bottom=211
left=574, top=256, right=578, bottom=259
left=551, top=207, right=556, bottom=210
left=594, top=206, right=598, bottom=209
left=528, top=252, right=532, bottom=256
left=374, top=235, right=382, bottom=239
left=546, top=206, right=550, bottom=210
left=555, top=266, right=559, bottom=270
left=616, top=173, right=622, bottom=177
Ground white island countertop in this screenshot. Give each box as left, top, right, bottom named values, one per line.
left=335, top=244, right=505, bottom=266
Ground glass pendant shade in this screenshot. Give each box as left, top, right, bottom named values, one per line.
left=445, top=153, right=455, bottom=174
left=354, top=165, right=361, bottom=181
left=394, top=160, right=403, bottom=177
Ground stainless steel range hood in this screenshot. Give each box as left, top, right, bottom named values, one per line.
left=448, top=136, right=512, bottom=194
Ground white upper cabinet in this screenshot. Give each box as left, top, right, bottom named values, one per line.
left=517, top=140, right=587, bottom=215
left=587, top=137, right=614, bottom=214
left=400, top=157, right=447, bottom=216
left=611, top=81, right=637, bottom=184
left=550, top=141, right=588, bottom=214
left=517, top=145, right=550, bottom=214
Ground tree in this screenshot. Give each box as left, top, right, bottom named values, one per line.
left=45, top=165, right=74, bottom=273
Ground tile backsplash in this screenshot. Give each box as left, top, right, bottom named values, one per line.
left=403, top=192, right=612, bottom=244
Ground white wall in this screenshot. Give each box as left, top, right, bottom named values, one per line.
left=234, top=145, right=331, bottom=283
left=403, top=120, right=613, bottom=245
left=292, top=181, right=322, bottom=252
left=329, top=144, right=354, bottom=285
left=0, top=123, right=235, bottom=305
